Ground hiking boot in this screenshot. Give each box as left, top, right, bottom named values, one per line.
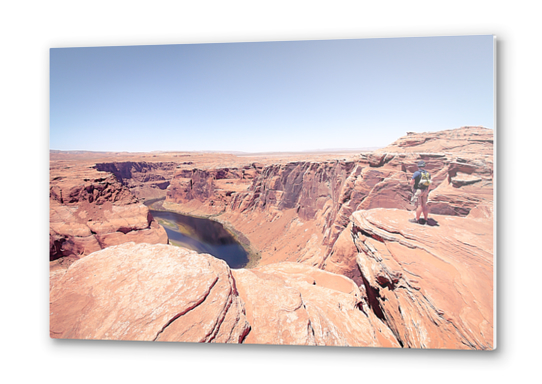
left=408, top=218, right=419, bottom=224
left=418, top=218, right=426, bottom=225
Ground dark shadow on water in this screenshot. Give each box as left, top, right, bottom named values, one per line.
left=150, top=209, right=249, bottom=269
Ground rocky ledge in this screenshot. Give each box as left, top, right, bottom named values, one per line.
left=351, top=208, right=494, bottom=349
left=50, top=243, right=250, bottom=342
left=233, top=263, right=399, bottom=347
left=50, top=242, right=399, bottom=347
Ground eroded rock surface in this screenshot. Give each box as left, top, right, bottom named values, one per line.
left=351, top=209, right=494, bottom=350
left=94, top=162, right=178, bottom=200
left=49, top=167, right=168, bottom=265
left=50, top=242, right=250, bottom=343
left=232, top=263, right=400, bottom=347
left=50, top=242, right=399, bottom=347
left=376, top=126, right=493, bottom=155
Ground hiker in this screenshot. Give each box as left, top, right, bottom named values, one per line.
left=409, top=160, right=431, bottom=224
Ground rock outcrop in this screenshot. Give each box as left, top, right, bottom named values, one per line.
left=50, top=242, right=250, bottom=343
left=232, top=263, right=400, bottom=347
left=351, top=208, right=494, bottom=349
left=376, top=126, right=493, bottom=155
left=162, top=127, right=493, bottom=276
left=49, top=167, right=168, bottom=266
left=50, top=242, right=397, bottom=347
left=166, top=165, right=261, bottom=214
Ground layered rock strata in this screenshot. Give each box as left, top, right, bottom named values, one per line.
left=49, top=126, right=494, bottom=349
left=166, top=165, right=262, bottom=215
left=162, top=127, right=493, bottom=276
left=49, top=166, right=168, bottom=268
left=351, top=208, right=494, bottom=349
left=94, top=161, right=178, bottom=200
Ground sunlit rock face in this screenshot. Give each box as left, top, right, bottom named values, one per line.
left=351, top=208, right=494, bottom=350
left=94, top=161, right=178, bottom=200
left=232, top=262, right=400, bottom=347
left=50, top=242, right=250, bottom=343
left=50, top=242, right=397, bottom=347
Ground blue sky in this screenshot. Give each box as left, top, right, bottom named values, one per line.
left=50, top=35, right=494, bottom=152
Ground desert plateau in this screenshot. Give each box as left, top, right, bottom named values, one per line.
left=50, top=126, right=494, bottom=349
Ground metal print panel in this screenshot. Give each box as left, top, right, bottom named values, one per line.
left=49, top=35, right=495, bottom=349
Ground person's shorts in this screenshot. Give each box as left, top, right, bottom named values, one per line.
left=411, top=188, right=429, bottom=208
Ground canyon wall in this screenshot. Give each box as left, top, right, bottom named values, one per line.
left=159, top=126, right=495, bottom=349
left=351, top=208, right=493, bottom=349
left=162, top=127, right=493, bottom=279
left=49, top=165, right=168, bottom=283
left=94, top=161, right=178, bottom=200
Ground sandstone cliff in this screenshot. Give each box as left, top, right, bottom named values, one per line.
left=158, top=126, right=494, bottom=349
left=351, top=208, right=493, bottom=349
left=94, top=161, right=178, bottom=200
left=49, top=166, right=168, bottom=272
left=161, top=127, right=493, bottom=277
left=376, top=126, right=493, bottom=155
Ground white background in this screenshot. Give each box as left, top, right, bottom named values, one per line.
left=1, top=1, right=539, bottom=383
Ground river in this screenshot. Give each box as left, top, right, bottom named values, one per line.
left=149, top=207, right=249, bottom=269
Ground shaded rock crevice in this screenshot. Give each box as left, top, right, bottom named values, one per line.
left=153, top=276, right=219, bottom=342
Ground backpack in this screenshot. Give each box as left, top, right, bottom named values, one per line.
left=419, top=170, right=432, bottom=188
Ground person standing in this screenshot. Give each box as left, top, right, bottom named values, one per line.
left=409, top=160, right=431, bottom=224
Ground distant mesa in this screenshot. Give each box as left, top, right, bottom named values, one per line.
left=377, top=126, right=493, bottom=155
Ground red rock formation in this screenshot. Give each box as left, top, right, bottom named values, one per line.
left=162, top=127, right=493, bottom=274
left=321, top=222, right=363, bottom=285
left=232, top=263, right=400, bottom=347
left=163, top=160, right=360, bottom=267
left=351, top=209, right=494, bottom=350
left=94, top=161, right=178, bottom=200
left=50, top=243, right=250, bottom=342
left=49, top=126, right=494, bottom=349
left=49, top=167, right=168, bottom=265
left=50, top=242, right=397, bottom=347
left=166, top=165, right=262, bottom=214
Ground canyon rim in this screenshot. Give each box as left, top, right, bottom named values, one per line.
left=50, top=36, right=495, bottom=349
